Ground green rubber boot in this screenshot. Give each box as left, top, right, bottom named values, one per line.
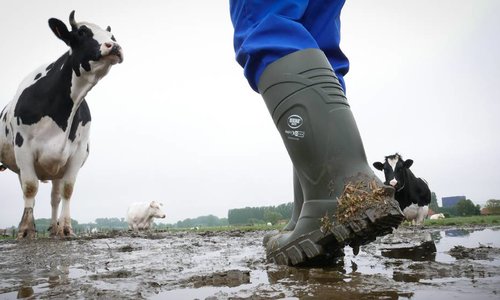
left=282, top=169, right=304, bottom=231
left=258, top=49, right=404, bottom=266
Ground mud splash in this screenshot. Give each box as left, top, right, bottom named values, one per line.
left=0, top=226, right=499, bottom=299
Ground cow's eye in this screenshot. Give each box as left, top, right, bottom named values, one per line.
left=78, top=26, right=91, bottom=37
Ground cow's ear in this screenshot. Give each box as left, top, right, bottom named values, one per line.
left=106, top=25, right=112, bottom=32
left=149, top=201, right=155, bottom=208
left=49, top=18, right=71, bottom=45
left=403, top=159, right=414, bottom=168
left=373, top=162, right=384, bottom=171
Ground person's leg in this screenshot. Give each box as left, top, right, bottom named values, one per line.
left=258, top=49, right=404, bottom=266
left=230, top=0, right=314, bottom=230
left=301, top=0, right=349, bottom=92
left=230, top=1, right=404, bottom=266
left=230, top=0, right=318, bottom=92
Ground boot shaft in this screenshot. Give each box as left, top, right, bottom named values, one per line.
left=258, top=49, right=371, bottom=200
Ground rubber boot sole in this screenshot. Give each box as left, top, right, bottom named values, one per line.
left=266, top=198, right=404, bottom=266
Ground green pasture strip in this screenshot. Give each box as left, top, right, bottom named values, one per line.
left=424, top=215, right=500, bottom=226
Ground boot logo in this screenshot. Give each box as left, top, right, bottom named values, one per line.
left=285, top=130, right=305, bottom=140
left=287, top=115, right=303, bottom=129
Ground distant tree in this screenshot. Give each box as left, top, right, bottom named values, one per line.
left=174, top=215, right=228, bottom=228
left=247, top=218, right=265, bottom=225
left=456, top=199, right=480, bottom=216
left=439, top=206, right=456, bottom=217
left=228, top=203, right=293, bottom=225
left=484, top=199, right=500, bottom=215
left=34, top=218, right=51, bottom=232
left=264, top=210, right=282, bottom=225
left=429, top=192, right=440, bottom=213
left=94, top=217, right=128, bottom=229
left=275, top=203, right=293, bottom=220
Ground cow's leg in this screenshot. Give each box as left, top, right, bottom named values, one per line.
left=416, top=206, right=428, bottom=226
left=56, top=149, right=87, bottom=238
left=16, top=162, right=38, bottom=239
left=49, top=180, right=62, bottom=237
left=56, top=179, right=76, bottom=237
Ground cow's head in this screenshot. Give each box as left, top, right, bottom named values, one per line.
left=373, top=153, right=413, bottom=191
left=48, top=11, right=123, bottom=77
left=149, top=201, right=166, bottom=219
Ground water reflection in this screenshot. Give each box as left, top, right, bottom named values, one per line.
left=445, top=228, right=471, bottom=237
left=380, top=232, right=437, bottom=261
left=429, top=230, right=442, bottom=243
left=2, top=227, right=499, bottom=299
left=8, top=239, right=73, bottom=298
left=381, top=240, right=437, bottom=261
left=267, top=264, right=347, bottom=285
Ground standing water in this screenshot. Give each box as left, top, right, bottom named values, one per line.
left=0, top=226, right=499, bottom=299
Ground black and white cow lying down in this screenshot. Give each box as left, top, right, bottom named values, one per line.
left=0, top=11, right=123, bottom=238
left=373, top=154, right=431, bottom=226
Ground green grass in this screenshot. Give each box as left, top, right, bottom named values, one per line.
left=159, top=223, right=282, bottom=232
left=3, top=216, right=499, bottom=240
left=424, top=215, right=500, bottom=226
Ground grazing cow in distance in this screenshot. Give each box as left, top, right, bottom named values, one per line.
left=127, top=201, right=166, bottom=231
left=0, top=11, right=123, bottom=239
left=429, top=213, right=445, bottom=220
left=373, top=153, right=431, bottom=226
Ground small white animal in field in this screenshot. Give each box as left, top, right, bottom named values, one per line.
left=429, top=213, right=445, bottom=220
left=403, top=203, right=429, bottom=226
left=127, top=201, right=166, bottom=231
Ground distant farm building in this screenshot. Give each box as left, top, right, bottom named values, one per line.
left=442, top=196, right=466, bottom=208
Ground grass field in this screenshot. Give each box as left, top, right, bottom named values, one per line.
left=2, top=215, right=499, bottom=240
left=423, top=215, right=500, bottom=226
left=178, top=215, right=500, bottom=232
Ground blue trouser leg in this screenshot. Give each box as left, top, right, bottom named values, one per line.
left=229, top=0, right=348, bottom=92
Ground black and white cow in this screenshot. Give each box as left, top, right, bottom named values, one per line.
left=0, top=11, right=123, bottom=239
left=373, top=154, right=431, bottom=226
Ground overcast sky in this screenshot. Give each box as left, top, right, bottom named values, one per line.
left=1, top=1, right=499, bottom=228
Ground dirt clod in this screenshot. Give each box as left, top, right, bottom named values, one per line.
left=448, top=245, right=500, bottom=260
left=186, top=269, right=251, bottom=288
left=335, top=179, right=390, bottom=224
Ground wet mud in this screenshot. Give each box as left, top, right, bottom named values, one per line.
left=0, top=226, right=499, bottom=299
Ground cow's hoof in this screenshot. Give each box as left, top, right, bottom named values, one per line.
left=17, top=208, right=36, bottom=239
left=17, top=229, right=36, bottom=239
left=58, top=226, right=75, bottom=238
left=49, top=226, right=59, bottom=238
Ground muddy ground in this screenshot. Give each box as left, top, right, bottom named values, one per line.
left=0, top=226, right=499, bottom=299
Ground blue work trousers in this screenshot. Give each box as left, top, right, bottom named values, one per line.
left=230, top=0, right=349, bottom=92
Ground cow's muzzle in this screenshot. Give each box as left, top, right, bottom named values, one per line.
left=109, top=45, right=123, bottom=63
left=103, top=42, right=123, bottom=63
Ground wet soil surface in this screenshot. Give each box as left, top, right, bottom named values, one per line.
left=1, top=226, right=499, bottom=299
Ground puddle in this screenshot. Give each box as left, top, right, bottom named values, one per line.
left=0, top=227, right=499, bottom=299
